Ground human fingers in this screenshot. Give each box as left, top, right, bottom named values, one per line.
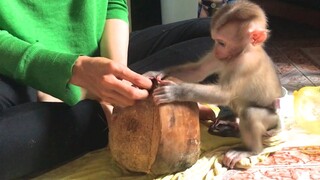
left=106, top=75, right=150, bottom=100
left=112, top=64, right=152, bottom=90
left=85, top=86, right=135, bottom=107
left=100, top=89, right=135, bottom=107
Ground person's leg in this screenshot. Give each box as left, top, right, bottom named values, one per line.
left=129, top=36, right=213, bottom=74
left=128, top=18, right=211, bottom=65
left=0, top=75, right=37, bottom=112
left=0, top=76, right=108, bottom=179
left=0, top=100, right=108, bottom=179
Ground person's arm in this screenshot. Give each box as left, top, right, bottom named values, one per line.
left=39, top=17, right=131, bottom=103
left=0, top=30, right=81, bottom=105
left=0, top=30, right=152, bottom=107
left=69, top=56, right=152, bottom=107
left=75, top=1, right=151, bottom=108
left=100, top=19, right=129, bottom=65
left=100, top=0, right=129, bottom=65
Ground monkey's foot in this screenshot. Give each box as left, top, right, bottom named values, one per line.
left=223, top=149, right=253, bottom=169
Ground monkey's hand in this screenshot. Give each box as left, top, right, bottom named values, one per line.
left=223, top=149, right=254, bottom=169
left=153, top=80, right=185, bottom=105
left=143, top=71, right=167, bottom=81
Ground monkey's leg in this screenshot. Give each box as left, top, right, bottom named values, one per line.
left=223, top=107, right=278, bottom=168
left=242, top=107, right=279, bottom=151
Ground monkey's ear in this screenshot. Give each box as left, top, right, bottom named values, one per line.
left=249, top=30, right=268, bottom=45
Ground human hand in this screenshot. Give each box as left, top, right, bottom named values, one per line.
left=70, top=56, right=152, bottom=107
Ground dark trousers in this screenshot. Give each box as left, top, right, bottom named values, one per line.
left=0, top=18, right=212, bottom=179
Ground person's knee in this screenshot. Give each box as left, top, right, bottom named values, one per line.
left=72, top=99, right=108, bottom=149
left=0, top=76, right=37, bottom=110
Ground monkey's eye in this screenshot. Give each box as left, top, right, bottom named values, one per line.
left=217, top=41, right=226, bottom=47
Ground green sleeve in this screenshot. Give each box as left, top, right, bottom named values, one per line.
left=107, top=0, right=129, bottom=23
left=0, top=30, right=82, bottom=105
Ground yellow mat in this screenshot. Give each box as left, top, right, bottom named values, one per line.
left=35, top=122, right=286, bottom=180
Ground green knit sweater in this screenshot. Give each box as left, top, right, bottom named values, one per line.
left=0, top=0, right=128, bottom=105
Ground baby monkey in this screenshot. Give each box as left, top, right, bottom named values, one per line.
left=147, top=0, right=282, bottom=169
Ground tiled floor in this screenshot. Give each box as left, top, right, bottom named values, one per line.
left=265, top=16, right=320, bottom=93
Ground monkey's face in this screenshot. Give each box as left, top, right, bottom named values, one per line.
left=211, top=23, right=249, bottom=60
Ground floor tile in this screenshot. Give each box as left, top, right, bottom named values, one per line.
left=306, top=74, right=320, bottom=85
left=301, top=47, right=320, bottom=68
left=273, top=58, right=297, bottom=76
left=265, top=46, right=283, bottom=58
left=280, top=69, right=314, bottom=92
left=272, top=39, right=320, bottom=49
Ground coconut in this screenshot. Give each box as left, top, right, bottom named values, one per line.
left=108, top=77, right=200, bottom=175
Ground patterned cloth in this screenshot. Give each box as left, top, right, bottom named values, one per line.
left=35, top=123, right=289, bottom=179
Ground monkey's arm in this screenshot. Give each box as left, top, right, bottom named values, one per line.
left=153, top=81, right=231, bottom=105
left=163, top=53, right=220, bottom=83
